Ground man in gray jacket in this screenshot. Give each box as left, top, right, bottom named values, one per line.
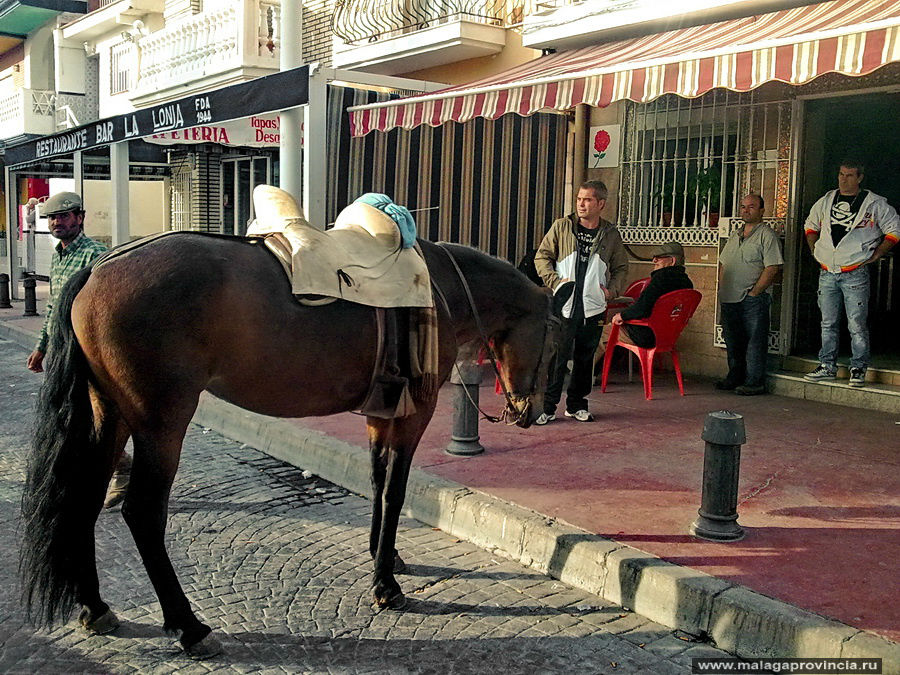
left=803, top=161, right=899, bottom=387
left=534, top=180, right=628, bottom=424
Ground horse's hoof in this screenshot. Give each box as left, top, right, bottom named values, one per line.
left=393, top=554, right=407, bottom=575
left=373, top=589, right=408, bottom=611
left=79, top=608, right=120, bottom=635
left=183, top=633, right=223, bottom=660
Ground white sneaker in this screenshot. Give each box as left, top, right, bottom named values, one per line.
left=535, top=413, right=555, bottom=425
left=848, top=367, right=867, bottom=388
left=564, top=409, right=594, bottom=422
left=804, top=364, right=836, bottom=381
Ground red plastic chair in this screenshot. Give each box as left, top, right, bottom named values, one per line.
left=600, top=277, right=651, bottom=381
left=606, top=277, right=651, bottom=313
left=601, top=288, right=702, bottom=400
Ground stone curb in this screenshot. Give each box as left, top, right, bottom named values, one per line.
left=0, top=320, right=38, bottom=349
left=3, top=322, right=897, bottom=671
left=194, top=394, right=899, bottom=671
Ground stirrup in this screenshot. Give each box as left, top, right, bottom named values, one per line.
left=359, top=374, right=417, bottom=419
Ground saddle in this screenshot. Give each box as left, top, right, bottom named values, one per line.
left=247, top=185, right=433, bottom=309
left=248, top=186, right=438, bottom=420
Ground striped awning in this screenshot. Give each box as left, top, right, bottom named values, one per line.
left=349, top=0, right=900, bottom=136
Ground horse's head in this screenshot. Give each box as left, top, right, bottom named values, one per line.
left=494, top=289, right=560, bottom=428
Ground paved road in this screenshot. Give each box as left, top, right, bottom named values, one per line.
left=0, top=337, right=730, bottom=674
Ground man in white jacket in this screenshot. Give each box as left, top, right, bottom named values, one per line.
left=534, top=181, right=628, bottom=423
left=803, top=161, right=899, bottom=387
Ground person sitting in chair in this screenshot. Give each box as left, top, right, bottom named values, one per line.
left=611, top=241, right=693, bottom=348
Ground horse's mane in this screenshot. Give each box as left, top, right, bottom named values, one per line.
left=428, top=241, right=535, bottom=287
left=425, top=240, right=547, bottom=324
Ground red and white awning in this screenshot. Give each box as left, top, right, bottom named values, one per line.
left=349, top=0, right=900, bottom=136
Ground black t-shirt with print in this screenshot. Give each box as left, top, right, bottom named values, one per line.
left=575, top=223, right=595, bottom=265
left=572, top=223, right=597, bottom=322
left=830, top=191, right=867, bottom=245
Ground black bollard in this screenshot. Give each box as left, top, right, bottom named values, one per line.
left=690, top=410, right=746, bottom=542
left=0, top=273, right=11, bottom=309
left=22, top=276, right=38, bottom=316
left=445, top=361, right=485, bottom=456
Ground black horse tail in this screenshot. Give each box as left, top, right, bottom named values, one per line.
left=20, top=265, right=105, bottom=627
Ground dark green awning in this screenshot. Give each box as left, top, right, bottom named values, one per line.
left=0, top=0, right=86, bottom=38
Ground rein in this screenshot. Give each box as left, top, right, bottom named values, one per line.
left=435, top=244, right=555, bottom=425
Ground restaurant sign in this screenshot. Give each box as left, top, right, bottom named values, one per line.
left=4, top=66, right=310, bottom=167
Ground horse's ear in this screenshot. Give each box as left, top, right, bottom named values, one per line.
left=550, top=281, right=574, bottom=319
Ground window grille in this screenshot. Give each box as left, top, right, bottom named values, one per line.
left=619, top=89, right=795, bottom=353
left=110, top=42, right=131, bottom=95
left=619, top=91, right=793, bottom=247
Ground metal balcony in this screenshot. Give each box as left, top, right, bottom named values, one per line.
left=332, top=0, right=516, bottom=74
left=332, top=0, right=514, bottom=45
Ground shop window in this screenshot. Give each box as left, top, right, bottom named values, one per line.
left=110, top=42, right=131, bottom=95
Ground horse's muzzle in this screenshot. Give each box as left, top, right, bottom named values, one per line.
left=504, top=396, right=534, bottom=428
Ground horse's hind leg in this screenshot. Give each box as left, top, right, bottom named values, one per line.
left=76, top=389, right=130, bottom=635
left=122, top=422, right=221, bottom=659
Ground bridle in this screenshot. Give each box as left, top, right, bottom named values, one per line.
left=435, top=244, right=559, bottom=425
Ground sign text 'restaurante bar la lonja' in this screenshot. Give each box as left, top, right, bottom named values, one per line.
left=6, top=66, right=310, bottom=166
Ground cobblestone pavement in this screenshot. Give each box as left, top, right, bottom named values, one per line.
left=0, top=338, right=731, bottom=674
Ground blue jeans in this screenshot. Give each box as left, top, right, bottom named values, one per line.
left=817, top=266, right=870, bottom=370
left=720, top=294, right=771, bottom=388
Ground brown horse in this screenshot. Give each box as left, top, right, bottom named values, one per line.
left=19, top=233, right=557, bottom=658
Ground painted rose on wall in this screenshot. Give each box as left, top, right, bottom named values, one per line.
left=588, top=125, right=620, bottom=168
left=593, top=130, right=611, bottom=159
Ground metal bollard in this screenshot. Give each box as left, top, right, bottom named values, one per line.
left=690, top=410, right=746, bottom=542
left=0, top=273, right=11, bottom=309
left=22, top=276, right=38, bottom=316
left=445, top=360, right=485, bottom=456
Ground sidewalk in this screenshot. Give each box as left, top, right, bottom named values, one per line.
left=2, top=288, right=898, bottom=669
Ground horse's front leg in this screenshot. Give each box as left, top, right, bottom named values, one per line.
left=368, top=427, right=387, bottom=562
left=366, top=418, right=416, bottom=609
left=368, top=424, right=407, bottom=576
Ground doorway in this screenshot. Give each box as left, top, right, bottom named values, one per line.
left=221, top=156, right=274, bottom=236
left=794, top=91, right=900, bottom=369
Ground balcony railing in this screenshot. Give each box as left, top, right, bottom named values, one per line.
left=134, top=0, right=280, bottom=97
left=332, top=0, right=521, bottom=45
left=0, top=88, right=57, bottom=140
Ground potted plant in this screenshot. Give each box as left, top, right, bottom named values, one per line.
left=652, top=173, right=682, bottom=226
left=693, top=164, right=721, bottom=228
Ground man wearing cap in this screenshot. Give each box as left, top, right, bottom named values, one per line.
left=26, top=191, right=130, bottom=508
left=534, top=180, right=628, bottom=424
left=716, top=193, right=783, bottom=396
left=611, top=241, right=693, bottom=348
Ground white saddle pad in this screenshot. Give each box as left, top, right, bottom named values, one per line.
left=247, top=186, right=433, bottom=309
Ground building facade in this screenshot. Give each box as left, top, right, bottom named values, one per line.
left=345, top=0, right=900, bottom=389
left=4, top=0, right=899, bottom=395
